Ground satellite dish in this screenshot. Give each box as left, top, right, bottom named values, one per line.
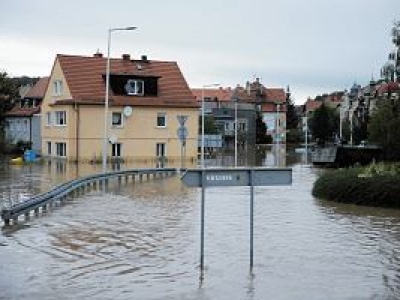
left=123, top=106, right=133, bottom=117
left=109, top=134, right=118, bottom=144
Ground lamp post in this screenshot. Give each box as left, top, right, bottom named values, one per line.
left=201, top=83, right=219, bottom=168
left=102, top=26, right=137, bottom=173
left=234, top=97, right=238, bottom=167
left=275, top=103, right=280, bottom=166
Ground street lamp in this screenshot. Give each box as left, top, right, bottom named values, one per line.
left=102, top=26, right=137, bottom=173
left=201, top=83, right=219, bottom=168
left=275, top=102, right=280, bottom=166
left=234, top=97, right=238, bottom=167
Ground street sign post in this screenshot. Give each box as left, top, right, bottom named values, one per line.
left=176, top=115, right=189, bottom=169
left=181, top=167, right=292, bottom=273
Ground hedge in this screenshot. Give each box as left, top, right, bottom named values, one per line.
left=312, top=165, right=400, bottom=208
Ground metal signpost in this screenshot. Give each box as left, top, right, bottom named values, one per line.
left=181, top=167, right=292, bottom=272
left=176, top=115, right=188, bottom=169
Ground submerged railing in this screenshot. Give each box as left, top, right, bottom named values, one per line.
left=1, top=168, right=178, bottom=226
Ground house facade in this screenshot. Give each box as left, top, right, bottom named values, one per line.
left=191, top=79, right=287, bottom=145
left=41, top=53, right=198, bottom=162
left=4, top=77, right=49, bottom=152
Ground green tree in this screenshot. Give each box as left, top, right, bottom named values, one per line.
left=199, top=115, right=219, bottom=134
left=309, top=103, right=338, bottom=145
left=368, top=99, right=400, bottom=160
left=285, top=86, right=300, bottom=143
left=256, top=112, right=268, bottom=143
left=0, top=72, right=18, bottom=125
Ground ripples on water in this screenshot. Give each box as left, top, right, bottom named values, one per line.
left=1, top=162, right=400, bottom=299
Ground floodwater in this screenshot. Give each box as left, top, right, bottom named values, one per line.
left=1, top=148, right=400, bottom=300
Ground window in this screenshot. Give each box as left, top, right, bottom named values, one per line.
left=112, top=143, right=122, bottom=157
left=46, top=112, right=52, bottom=126
left=238, top=121, right=247, bottom=132
left=55, top=111, right=66, bottom=126
left=157, top=113, right=166, bottom=127
left=23, top=120, right=28, bottom=133
left=156, top=143, right=166, bottom=157
left=112, top=112, right=123, bottom=127
left=55, top=142, right=66, bottom=157
left=125, top=79, right=144, bottom=96
left=54, top=80, right=63, bottom=96
left=47, top=142, right=52, bottom=155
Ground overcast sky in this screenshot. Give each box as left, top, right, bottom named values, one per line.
left=1, top=0, right=399, bottom=104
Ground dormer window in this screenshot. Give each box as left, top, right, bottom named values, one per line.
left=125, top=79, right=144, bottom=96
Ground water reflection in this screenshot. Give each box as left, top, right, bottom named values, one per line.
left=317, top=199, right=400, bottom=298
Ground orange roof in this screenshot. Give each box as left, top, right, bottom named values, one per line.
left=5, top=106, right=40, bottom=117
left=191, top=87, right=233, bottom=102
left=265, top=88, right=286, bottom=103
left=25, top=77, right=49, bottom=99
left=305, top=100, right=322, bottom=113
left=55, top=54, right=197, bottom=108
left=4, top=77, right=49, bottom=117
left=192, top=80, right=286, bottom=106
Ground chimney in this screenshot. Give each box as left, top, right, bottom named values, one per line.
left=122, top=54, right=131, bottom=61
left=93, top=51, right=103, bottom=58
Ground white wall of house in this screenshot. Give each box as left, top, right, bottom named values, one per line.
left=5, top=117, right=30, bottom=145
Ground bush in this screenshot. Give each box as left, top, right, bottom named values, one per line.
left=312, top=164, right=400, bottom=208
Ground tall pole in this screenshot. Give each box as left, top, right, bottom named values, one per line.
left=275, top=103, right=280, bottom=166
left=201, top=83, right=219, bottom=168
left=201, top=88, right=205, bottom=168
left=234, top=99, right=238, bottom=167
left=305, top=116, right=308, bottom=165
left=350, top=110, right=353, bottom=146
left=102, top=29, right=112, bottom=173
left=102, top=26, right=137, bottom=174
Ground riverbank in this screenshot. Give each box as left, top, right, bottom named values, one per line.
left=312, top=163, right=400, bottom=208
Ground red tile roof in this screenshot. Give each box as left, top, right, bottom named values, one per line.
left=191, top=87, right=233, bottom=102
left=377, top=81, right=400, bottom=96
left=305, top=100, right=322, bottom=113
left=5, top=106, right=40, bottom=117
left=4, top=77, right=48, bottom=117
left=265, top=88, right=286, bottom=103
left=55, top=54, right=197, bottom=108
left=25, top=77, right=49, bottom=99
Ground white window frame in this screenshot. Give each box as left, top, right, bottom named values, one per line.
left=55, top=142, right=66, bottom=157
left=157, top=112, right=166, bottom=128
left=112, top=143, right=122, bottom=157
left=53, top=80, right=63, bottom=96
left=46, top=112, right=52, bottom=126
left=126, top=79, right=144, bottom=96
left=111, top=112, right=123, bottom=127
left=54, top=111, right=66, bottom=126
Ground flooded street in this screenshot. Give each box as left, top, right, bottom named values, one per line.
left=1, top=149, right=400, bottom=299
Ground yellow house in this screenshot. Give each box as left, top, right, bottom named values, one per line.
left=41, top=53, right=199, bottom=163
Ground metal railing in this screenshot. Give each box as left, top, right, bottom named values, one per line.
left=1, top=168, right=178, bottom=226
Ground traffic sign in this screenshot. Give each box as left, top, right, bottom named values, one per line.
left=181, top=167, right=292, bottom=187
left=177, top=127, right=188, bottom=141
left=180, top=167, right=292, bottom=273
left=177, top=115, right=188, bottom=127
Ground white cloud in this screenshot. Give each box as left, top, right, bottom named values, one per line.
left=0, top=0, right=399, bottom=104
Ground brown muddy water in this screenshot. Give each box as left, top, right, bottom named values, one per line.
left=1, top=148, right=400, bottom=300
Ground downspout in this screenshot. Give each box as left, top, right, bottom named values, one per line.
left=74, top=102, right=80, bottom=164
